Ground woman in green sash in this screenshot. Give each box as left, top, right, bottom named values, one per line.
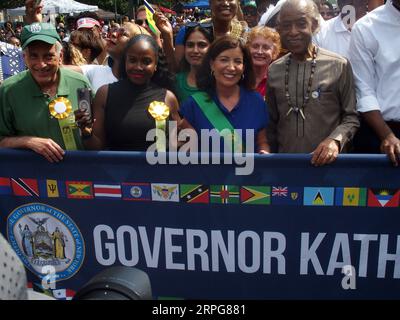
left=179, top=36, right=270, bottom=154
left=175, top=23, right=214, bottom=104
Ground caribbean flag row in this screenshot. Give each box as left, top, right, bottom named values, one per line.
left=0, top=177, right=398, bottom=207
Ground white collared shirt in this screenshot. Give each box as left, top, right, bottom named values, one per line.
left=349, top=1, right=400, bottom=121
left=314, top=15, right=351, bottom=59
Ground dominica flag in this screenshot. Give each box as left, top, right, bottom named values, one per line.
left=180, top=184, right=209, bottom=203
left=122, top=183, right=151, bottom=201
left=240, top=186, right=270, bottom=205
left=271, top=186, right=303, bottom=205
left=11, top=178, right=39, bottom=197
left=335, top=187, right=367, bottom=206
left=0, top=177, right=12, bottom=195
left=94, top=183, right=122, bottom=199
left=303, top=187, right=334, bottom=206
left=210, top=185, right=240, bottom=204
left=66, top=181, right=93, bottom=199
left=367, top=188, right=400, bottom=207
left=39, top=179, right=66, bottom=198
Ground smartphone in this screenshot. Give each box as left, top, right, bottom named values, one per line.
left=77, top=88, right=92, bottom=115
left=34, top=0, right=42, bottom=6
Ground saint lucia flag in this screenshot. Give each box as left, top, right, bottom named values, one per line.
left=304, top=187, right=334, bottom=206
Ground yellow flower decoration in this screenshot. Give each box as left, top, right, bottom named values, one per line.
left=49, top=97, right=72, bottom=120
left=148, top=101, right=170, bottom=121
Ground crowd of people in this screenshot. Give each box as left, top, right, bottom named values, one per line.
left=0, top=0, right=399, bottom=167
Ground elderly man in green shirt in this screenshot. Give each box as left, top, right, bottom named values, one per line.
left=0, top=23, right=91, bottom=163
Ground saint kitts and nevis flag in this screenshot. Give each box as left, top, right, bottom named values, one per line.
left=0, top=176, right=399, bottom=208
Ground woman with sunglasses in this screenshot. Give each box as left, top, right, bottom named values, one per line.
left=173, top=0, right=248, bottom=69
left=175, top=25, right=214, bottom=104
left=179, top=36, right=269, bottom=154
left=246, top=26, right=281, bottom=98
left=75, top=34, right=180, bottom=151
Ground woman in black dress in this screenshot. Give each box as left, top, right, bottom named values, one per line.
left=77, top=34, right=180, bottom=151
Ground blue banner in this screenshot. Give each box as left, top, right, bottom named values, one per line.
left=0, top=149, right=399, bottom=299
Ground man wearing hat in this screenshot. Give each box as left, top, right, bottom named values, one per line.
left=0, top=23, right=91, bottom=163
left=243, top=0, right=261, bottom=27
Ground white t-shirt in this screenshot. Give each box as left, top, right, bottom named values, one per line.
left=80, top=64, right=118, bottom=92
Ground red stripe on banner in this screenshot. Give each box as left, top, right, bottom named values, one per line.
left=94, top=187, right=121, bottom=195
left=0, top=177, right=10, bottom=186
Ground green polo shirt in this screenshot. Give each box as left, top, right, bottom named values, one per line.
left=0, top=68, right=91, bottom=150
left=176, top=72, right=200, bottom=104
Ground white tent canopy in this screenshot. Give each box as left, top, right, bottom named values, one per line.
left=7, top=0, right=98, bottom=16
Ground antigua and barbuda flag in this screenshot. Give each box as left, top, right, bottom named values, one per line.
left=11, top=178, right=39, bottom=197
left=66, top=181, right=93, bottom=199
left=210, top=185, right=240, bottom=204
left=38, top=179, right=66, bottom=198
left=121, top=183, right=151, bottom=201
left=0, top=177, right=12, bottom=195
left=180, top=184, right=209, bottom=203
left=335, top=187, right=367, bottom=206
left=94, top=183, right=122, bottom=199
left=271, top=186, right=303, bottom=205
left=304, top=187, right=334, bottom=206
left=240, top=186, right=270, bottom=205
left=151, top=183, right=179, bottom=202
left=367, top=188, right=400, bottom=207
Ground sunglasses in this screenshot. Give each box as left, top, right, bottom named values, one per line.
left=185, top=21, right=213, bottom=29
left=135, top=19, right=147, bottom=26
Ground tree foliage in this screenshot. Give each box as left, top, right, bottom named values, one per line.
left=1, top=0, right=25, bottom=9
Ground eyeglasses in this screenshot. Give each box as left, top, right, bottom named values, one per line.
left=185, top=21, right=213, bottom=29
left=135, top=19, right=146, bottom=26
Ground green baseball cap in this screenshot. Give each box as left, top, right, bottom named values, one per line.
left=21, top=23, right=61, bottom=49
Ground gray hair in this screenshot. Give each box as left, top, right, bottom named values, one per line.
left=278, top=0, right=321, bottom=34
left=23, top=41, right=63, bottom=56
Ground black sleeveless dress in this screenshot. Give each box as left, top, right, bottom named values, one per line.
left=104, top=79, right=167, bottom=151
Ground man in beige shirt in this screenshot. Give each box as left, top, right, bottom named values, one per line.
left=266, top=0, right=359, bottom=166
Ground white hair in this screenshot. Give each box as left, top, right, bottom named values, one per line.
left=278, top=0, right=321, bottom=34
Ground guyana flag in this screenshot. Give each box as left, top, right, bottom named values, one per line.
left=180, top=184, right=209, bottom=203
left=240, top=186, right=271, bottom=205
left=66, top=181, right=93, bottom=199
left=210, top=185, right=240, bottom=204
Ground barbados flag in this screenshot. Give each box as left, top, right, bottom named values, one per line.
left=39, top=179, right=66, bottom=198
